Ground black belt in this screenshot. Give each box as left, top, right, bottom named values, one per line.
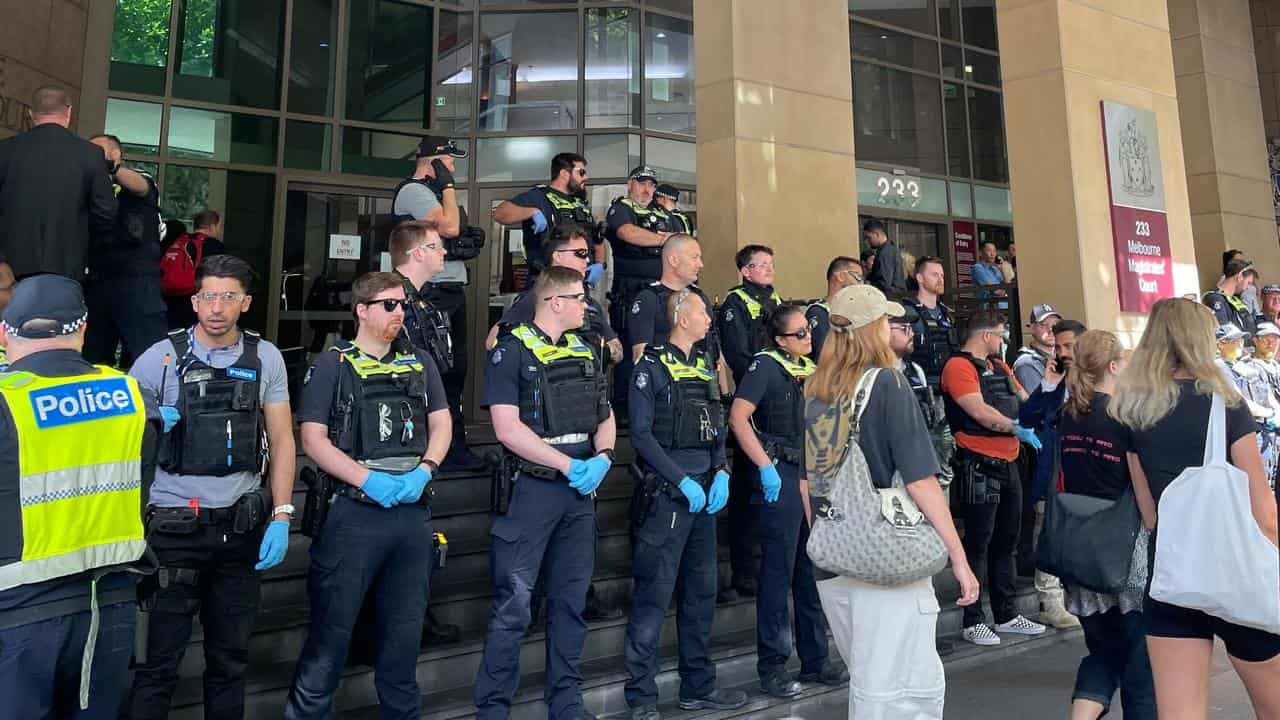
left=0, top=585, right=136, bottom=631
left=661, top=471, right=710, bottom=501
left=518, top=461, right=565, bottom=482
left=956, top=446, right=1011, bottom=469
left=334, top=483, right=432, bottom=507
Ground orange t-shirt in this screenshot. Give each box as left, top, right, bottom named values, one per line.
left=941, top=355, right=1023, bottom=462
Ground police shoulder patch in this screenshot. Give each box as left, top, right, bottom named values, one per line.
left=748, top=360, right=759, bottom=373
left=491, top=348, right=505, bottom=365
left=724, top=308, right=735, bottom=323
left=632, top=299, right=642, bottom=315
left=808, top=316, right=819, bottom=329
left=635, top=371, right=648, bottom=389
left=303, top=366, right=314, bottom=385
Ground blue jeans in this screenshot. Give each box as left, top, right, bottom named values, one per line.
left=284, top=497, right=434, bottom=720
left=474, top=475, right=596, bottom=720
left=753, top=460, right=828, bottom=675
left=624, top=488, right=718, bottom=708
left=1074, top=608, right=1156, bottom=718
left=0, top=601, right=136, bottom=720
left=84, top=273, right=168, bottom=366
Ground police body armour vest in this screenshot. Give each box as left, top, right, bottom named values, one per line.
left=902, top=298, right=957, bottom=383
left=611, top=198, right=670, bottom=259
left=0, top=368, right=147, bottom=591
left=905, top=361, right=945, bottom=430
left=333, top=342, right=431, bottom=462
left=545, top=187, right=594, bottom=231
left=648, top=345, right=723, bottom=449
left=400, top=274, right=454, bottom=373
left=942, top=353, right=1020, bottom=438
left=162, top=329, right=263, bottom=477
left=511, top=324, right=609, bottom=438
left=751, top=350, right=815, bottom=449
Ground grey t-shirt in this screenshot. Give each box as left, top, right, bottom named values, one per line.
left=1012, top=346, right=1049, bottom=394
left=130, top=330, right=290, bottom=508
left=392, top=180, right=441, bottom=220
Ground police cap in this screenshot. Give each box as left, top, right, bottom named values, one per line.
left=1215, top=324, right=1248, bottom=342
left=1262, top=284, right=1280, bottom=296
left=628, top=165, right=658, bottom=182
left=417, top=135, right=467, bottom=159
left=890, top=304, right=919, bottom=325
left=655, top=184, right=680, bottom=201
left=2, top=274, right=88, bottom=339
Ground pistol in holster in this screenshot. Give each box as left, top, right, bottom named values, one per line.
left=492, top=453, right=519, bottom=515
left=959, top=451, right=1003, bottom=505
left=300, top=466, right=336, bottom=538
left=628, top=463, right=663, bottom=529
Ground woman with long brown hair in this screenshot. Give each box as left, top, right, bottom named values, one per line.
left=802, top=285, right=977, bottom=720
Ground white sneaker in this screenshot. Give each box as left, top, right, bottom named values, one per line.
left=962, top=624, right=1002, bottom=646
left=994, top=615, right=1047, bottom=636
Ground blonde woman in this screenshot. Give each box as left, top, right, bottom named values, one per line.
left=1110, top=298, right=1280, bottom=720
left=802, top=285, right=978, bottom=720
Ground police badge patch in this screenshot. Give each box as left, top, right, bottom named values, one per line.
left=632, top=300, right=642, bottom=315
left=635, top=372, right=648, bottom=389
left=491, top=348, right=504, bottom=365
left=748, top=360, right=759, bottom=373
left=724, top=308, right=735, bottom=323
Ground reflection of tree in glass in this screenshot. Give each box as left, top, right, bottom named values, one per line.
left=111, top=0, right=172, bottom=67
left=179, top=0, right=218, bottom=78
left=162, top=166, right=212, bottom=224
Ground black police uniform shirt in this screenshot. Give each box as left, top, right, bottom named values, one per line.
left=605, top=199, right=665, bottom=279
left=499, top=285, right=617, bottom=343
left=627, top=345, right=727, bottom=487
left=1204, top=290, right=1258, bottom=336
left=91, top=173, right=163, bottom=277
left=484, top=323, right=601, bottom=461
left=719, top=281, right=778, bottom=382
left=629, top=282, right=699, bottom=348
left=509, top=186, right=595, bottom=264
left=0, top=349, right=160, bottom=613
left=734, top=353, right=806, bottom=446
left=298, top=345, right=449, bottom=428
left=805, top=304, right=830, bottom=361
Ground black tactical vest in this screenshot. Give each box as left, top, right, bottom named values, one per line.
left=942, top=352, right=1020, bottom=437
left=648, top=345, right=723, bottom=449
left=398, top=274, right=453, bottom=373
left=904, top=361, right=945, bottom=430
left=750, top=350, right=815, bottom=452
left=391, top=177, right=483, bottom=262
left=161, top=329, right=262, bottom=476
left=903, top=298, right=958, bottom=384
left=510, top=324, right=609, bottom=438
left=330, top=342, right=431, bottom=462
left=610, top=198, right=670, bottom=260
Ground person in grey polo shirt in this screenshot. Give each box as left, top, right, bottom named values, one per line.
left=122, top=254, right=297, bottom=720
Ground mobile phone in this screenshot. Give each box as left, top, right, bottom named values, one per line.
left=1052, top=357, right=1066, bottom=374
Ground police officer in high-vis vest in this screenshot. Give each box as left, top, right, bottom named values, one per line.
left=475, top=266, right=615, bottom=720
left=653, top=184, right=694, bottom=235
left=728, top=305, right=845, bottom=698
left=284, top=272, right=452, bottom=719
left=0, top=273, right=158, bottom=719
left=626, top=289, right=747, bottom=720
left=493, top=152, right=603, bottom=278
left=806, top=256, right=861, bottom=361
left=607, top=166, right=673, bottom=347
left=123, top=254, right=297, bottom=720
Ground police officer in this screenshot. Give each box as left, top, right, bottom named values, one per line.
left=475, top=266, right=615, bottom=720
left=493, top=152, right=602, bottom=277
left=1204, top=257, right=1258, bottom=336
left=941, top=311, right=1045, bottom=647
left=1259, top=284, right=1280, bottom=327
left=727, top=305, right=844, bottom=698
left=626, top=288, right=747, bottom=720
left=607, top=165, right=674, bottom=344
left=392, top=135, right=487, bottom=471
left=653, top=184, right=694, bottom=235
left=806, top=256, right=861, bottom=361
left=719, top=244, right=781, bottom=596
left=900, top=256, right=959, bottom=387
left=627, top=234, right=714, bottom=363
left=284, top=272, right=452, bottom=719
left=0, top=255, right=12, bottom=370
left=0, top=274, right=157, bottom=718
left=1216, top=324, right=1280, bottom=484
left=123, top=255, right=297, bottom=720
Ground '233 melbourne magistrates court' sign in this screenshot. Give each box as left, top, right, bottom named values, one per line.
left=1101, top=101, right=1173, bottom=312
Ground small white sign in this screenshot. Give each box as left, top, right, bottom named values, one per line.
left=507, top=229, right=524, bottom=255
left=328, top=234, right=362, bottom=261
left=379, top=252, right=392, bottom=272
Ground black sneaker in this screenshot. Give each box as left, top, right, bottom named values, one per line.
left=732, top=577, right=758, bottom=597
left=678, top=688, right=748, bottom=711
left=797, top=661, right=848, bottom=686
left=760, top=668, right=802, bottom=698
left=630, top=705, right=661, bottom=720
left=443, top=444, right=490, bottom=472
left=421, top=610, right=460, bottom=646
left=716, top=586, right=740, bottom=604
left=584, top=593, right=623, bottom=622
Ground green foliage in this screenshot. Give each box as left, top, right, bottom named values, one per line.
left=111, top=0, right=171, bottom=67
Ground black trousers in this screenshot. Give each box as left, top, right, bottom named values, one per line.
left=423, top=282, right=468, bottom=446
left=83, top=273, right=168, bottom=367
left=958, top=450, right=1022, bottom=628
left=124, top=520, right=265, bottom=720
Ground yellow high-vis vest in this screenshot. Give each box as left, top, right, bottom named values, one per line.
left=0, top=368, right=147, bottom=592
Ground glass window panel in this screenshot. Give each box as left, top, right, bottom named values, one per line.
left=161, top=167, right=275, bottom=331
left=938, top=0, right=960, bottom=41
left=967, top=86, right=1007, bottom=182
left=973, top=184, right=1011, bottom=222
left=345, top=0, right=432, bottom=126
left=645, top=13, right=694, bottom=135
left=585, top=8, right=640, bottom=128
left=478, top=13, right=578, bottom=132
left=167, top=107, right=278, bottom=165
left=850, top=22, right=938, bottom=74
left=950, top=180, right=973, bottom=217
left=645, top=137, right=694, bottom=185
left=173, top=0, right=285, bottom=110
left=476, top=136, right=577, bottom=183
left=943, top=83, right=969, bottom=177
left=852, top=62, right=946, bottom=174
left=340, top=127, right=420, bottom=177
left=284, top=121, right=332, bottom=171
left=104, top=99, right=163, bottom=156
left=584, top=133, right=640, bottom=178
left=434, top=10, right=475, bottom=134
left=849, top=0, right=934, bottom=36
left=109, top=0, right=171, bottom=94
left=941, top=44, right=963, bottom=79
left=648, top=0, right=692, bottom=14
left=289, top=0, right=337, bottom=115
left=961, top=0, right=997, bottom=50
left=964, top=49, right=1000, bottom=86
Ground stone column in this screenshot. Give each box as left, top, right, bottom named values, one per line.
left=0, top=0, right=91, bottom=140
left=998, top=0, right=1201, bottom=343
left=1171, top=0, right=1278, bottom=286
left=693, top=0, right=859, bottom=300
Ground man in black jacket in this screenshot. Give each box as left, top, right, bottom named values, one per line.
left=0, top=86, right=116, bottom=280
left=862, top=219, right=906, bottom=297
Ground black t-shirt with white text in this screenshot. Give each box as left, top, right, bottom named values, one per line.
left=1057, top=392, right=1131, bottom=500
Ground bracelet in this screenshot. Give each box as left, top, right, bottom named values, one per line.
left=597, top=448, right=616, bottom=463
left=422, top=459, right=440, bottom=475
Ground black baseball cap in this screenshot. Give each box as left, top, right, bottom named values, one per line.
left=655, top=183, right=680, bottom=201
left=416, top=135, right=467, bottom=159
left=890, top=304, right=920, bottom=324
left=628, top=165, right=658, bottom=182
left=2, top=274, right=88, bottom=339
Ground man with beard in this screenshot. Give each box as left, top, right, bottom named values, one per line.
left=493, top=152, right=601, bottom=277
left=1258, top=285, right=1280, bottom=327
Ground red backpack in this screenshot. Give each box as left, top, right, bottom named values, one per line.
left=160, top=232, right=206, bottom=297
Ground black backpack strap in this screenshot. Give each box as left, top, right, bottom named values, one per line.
left=239, top=329, right=262, bottom=370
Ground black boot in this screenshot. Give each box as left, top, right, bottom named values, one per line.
left=442, top=426, right=489, bottom=472
left=584, top=585, right=623, bottom=621
left=422, top=609, right=460, bottom=646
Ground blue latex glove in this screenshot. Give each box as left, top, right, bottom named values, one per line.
left=531, top=210, right=548, bottom=234
left=759, top=463, right=783, bottom=503
left=678, top=477, right=707, bottom=513
left=706, top=470, right=730, bottom=514
left=394, top=466, right=433, bottom=504
left=1012, top=422, right=1042, bottom=450
left=1265, top=417, right=1279, bottom=433
left=361, top=471, right=402, bottom=508
left=574, top=454, right=611, bottom=496
left=567, top=459, right=593, bottom=492
left=585, top=262, right=605, bottom=286
left=159, top=406, right=180, bottom=433
left=255, top=520, right=289, bottom=571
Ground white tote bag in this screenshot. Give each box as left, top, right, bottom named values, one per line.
left=1149, top=393, right=1280, bottom=635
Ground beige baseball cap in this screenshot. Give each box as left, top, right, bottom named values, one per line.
left=829, top=284, right=905, bottom=331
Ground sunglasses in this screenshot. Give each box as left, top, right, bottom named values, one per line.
left=544, top=292, right=587, bottom=303
left=554, top=248, right=591, bottom=259
left=574, top=167, right=589, bottom=177
left=779, top=328, right=810, bottom=340
left=890, top=324, right=914, bottom=334
left=361, top=298, right=408, bottom=312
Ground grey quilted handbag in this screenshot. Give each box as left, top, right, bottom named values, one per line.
left=805, top=368, right=949, bottom=586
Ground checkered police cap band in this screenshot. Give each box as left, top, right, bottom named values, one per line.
left=3, top=312, right=88, bottom=339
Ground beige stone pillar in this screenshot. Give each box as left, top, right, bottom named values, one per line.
left=1171, top=0, right=1279, bottom=287
left=693, top=0, right=859, bottom=300
left=999, top=0, right=1201, bottom=344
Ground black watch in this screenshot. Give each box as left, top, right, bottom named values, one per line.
left=597, top=448, right=616, bottom=463
left=422, top=459, right=440, bottom=475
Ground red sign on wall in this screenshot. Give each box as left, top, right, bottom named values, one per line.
left=1101, top=101, right=1173, bottom=313
left=953, top=220, right=976, bottom=286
